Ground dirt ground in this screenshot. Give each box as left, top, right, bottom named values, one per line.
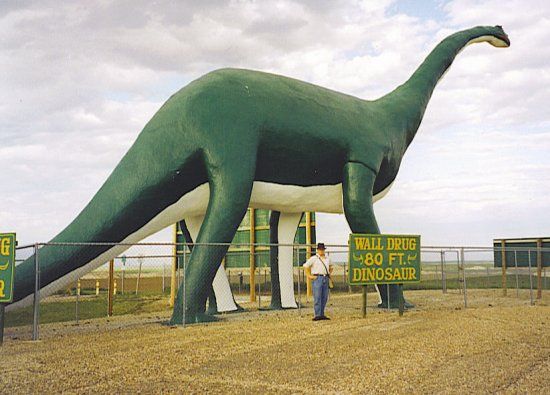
left=1, top=289, right=549, bottom=394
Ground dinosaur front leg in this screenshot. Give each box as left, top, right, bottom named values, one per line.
left=343, top=162, right=408, bottom=308
left=170, top=159, right=255, bottom=324
left=183, top=216, right=241, bottom=314
left=177, top=219, right=216, bottom=314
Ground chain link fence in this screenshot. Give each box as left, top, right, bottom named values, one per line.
left=3, top=242, right=548, bottom=342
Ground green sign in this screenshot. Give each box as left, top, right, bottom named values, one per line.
left=0, top=233, right=16, bottom=303
left=348, top=234, right=421, bottom=285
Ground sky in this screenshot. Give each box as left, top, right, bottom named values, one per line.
left=1, top=0, right=549, bottom=247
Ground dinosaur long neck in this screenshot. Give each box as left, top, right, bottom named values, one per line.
left=380, top=27, right=492, bottom=148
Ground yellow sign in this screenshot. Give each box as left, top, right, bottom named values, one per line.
left=0, top=233, right=16, bottom=303
left=348, top=234, right=421, bottom=285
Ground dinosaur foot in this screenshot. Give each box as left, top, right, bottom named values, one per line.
left=208, top=304, right=246, bottom=315
left=377, top=300, right=415, bottom=310
left=266, top=302, right=284, bottom=310
left=206, top=303, right=246, bottom=315
left=168, top=312, right=222, bottom=325
left=266, top=301, right=300, bottom=310
left=234, top=303, right=246, bottom=312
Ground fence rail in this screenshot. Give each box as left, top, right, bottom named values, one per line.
left=2, top=242, right=548, bottom=342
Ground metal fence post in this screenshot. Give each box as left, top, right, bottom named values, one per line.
left=228, top=270, right=231, bottom=293
left=344, top=258, right=350, bottom=293
left=536, top=239, right=543, bottom=300
left=440, top=250, right=447, bottom=294
left=514, top=250, right=519, bottom=298
left=135, top=256, right=143, bottom=295
left=182, top=245, right=186, bottom=327
left=461, top=248, right=467, bottom=308
left=32, top=243, right=40, bottom=341
left=121, top=258, right=125, bottom=295
left=108, top=259, right=114, bottom=317
left=528, top=250, right=534, bottom=306
left=239, top=271, right=242, bottom=295
left=75, top=279, right=80, bottom=324
left=296, top=246, right=301, bottom=317
left=456, top=250, right=462, bottom=294
left=162, top=261, right=165, bottom=293
left=176, top=255, right=180, bottom=299
left=501, top=240, right=507, bottom=296
left=257, top=263, right=261, bottom=310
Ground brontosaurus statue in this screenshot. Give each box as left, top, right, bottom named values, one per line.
left=8, top=26, right=510, bottom=323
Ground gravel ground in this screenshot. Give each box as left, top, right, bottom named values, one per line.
left=1, top=289, right=548, bottom=394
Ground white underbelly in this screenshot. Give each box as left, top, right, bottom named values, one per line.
left=251, top=182, right=344, bottom=213
left=177, top=180, right=394, bottom=217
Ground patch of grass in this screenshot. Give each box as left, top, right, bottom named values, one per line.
left=5, top=293, right=172, bottom=328
left=404, top=274, right=537, bottom=291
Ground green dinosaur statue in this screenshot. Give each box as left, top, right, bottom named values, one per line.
left=8, top=26, right=509, bottom=324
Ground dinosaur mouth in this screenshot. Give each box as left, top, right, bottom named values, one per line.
left=495, top=33, right=510, bottom=47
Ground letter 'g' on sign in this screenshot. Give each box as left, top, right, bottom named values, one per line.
left=0, top=280, right=5, bottom=298
left=0, top=237, right=10, bottom=256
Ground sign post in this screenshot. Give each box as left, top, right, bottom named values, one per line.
left=348, top=234, right=420, bottom=316
left=0, top=233, right=16, bottom=345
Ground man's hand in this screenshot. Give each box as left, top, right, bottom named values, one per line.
left=305, top=266, right=317, bottom=281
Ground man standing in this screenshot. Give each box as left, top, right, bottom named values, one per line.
left=303, top=243, right=333, bottom=321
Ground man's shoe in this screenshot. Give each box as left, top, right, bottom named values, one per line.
left=321, top=316, right=330, bottom=320
left=312, top=316, right=321, bottom=321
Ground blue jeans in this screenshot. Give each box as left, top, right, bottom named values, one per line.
left=313, top=276, right=329, bottom=317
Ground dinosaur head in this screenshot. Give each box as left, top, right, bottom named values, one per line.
left=469, top=25, right=510, bottom=48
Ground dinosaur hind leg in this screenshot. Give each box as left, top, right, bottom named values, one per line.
left=269, top=211, right=282, bottom=309
left=277, top=212, right=302, bottom=308
left=269, top=211, right=303, bottom=309
left=170, top=159, right=255, bottom=324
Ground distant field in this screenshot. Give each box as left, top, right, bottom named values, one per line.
left=77, top=262, right=546, bottom=292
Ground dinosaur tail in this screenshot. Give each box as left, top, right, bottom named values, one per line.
left=9, top=120, right=207, bottom=310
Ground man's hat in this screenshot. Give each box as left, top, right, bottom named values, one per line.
left=316, top=243, right=326, bottom=250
